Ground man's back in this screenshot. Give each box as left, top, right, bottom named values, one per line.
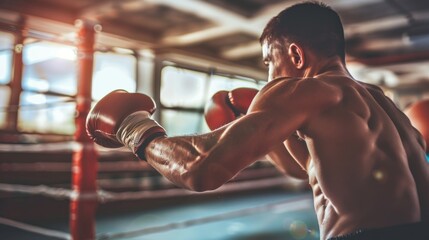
left=259, top=75, right=427, bottom=239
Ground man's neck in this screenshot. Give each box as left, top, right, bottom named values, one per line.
left=303, top=57, right=350, bottom=78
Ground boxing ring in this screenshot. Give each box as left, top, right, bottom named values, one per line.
left=0, top=17, right=426, bottom=240
left=0, top=84, right=316, bottom=239
left=0, top=140, right=315, bottom=240
left=0, top=179, right=316, bottom=240
left=0, top=19, right=316, bottom=240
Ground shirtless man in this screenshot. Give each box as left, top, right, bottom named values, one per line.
left=86, top=2, right=429, bottom=239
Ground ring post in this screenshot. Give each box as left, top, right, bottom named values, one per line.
left=71, top=19, right=100, bottom=240
left=7, top=17, right=25, bottom=132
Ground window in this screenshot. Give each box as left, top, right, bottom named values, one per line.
left=18, top=92, right=75, bottom=134
left=19, top=41, right=77, bottom=134
left=159, top=64, right=263, bottom=136
left=18, top=41, right=137, bottom=134
left=160, top=66, right=208, bottom=136
left=22, top=41, right=77, bottom=95
left=0, top=31, right=14, bottom=129
left=161, top=109, right=206, bottom=136
left=92, top=52, right=137, bottom=101
left=0, top=86, right=11, bottom=129
left=161, top=66, right=207, bottom=109
left=0, top=32, right=13, bottom=85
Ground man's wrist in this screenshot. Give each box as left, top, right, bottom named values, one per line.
left=116, top=111, right=166, bottom=160
left=135, top=131, right=166, bottom=161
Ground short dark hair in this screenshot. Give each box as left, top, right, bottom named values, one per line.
left=260, top=1, right=345, bottom=61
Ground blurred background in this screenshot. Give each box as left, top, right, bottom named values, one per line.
left=0, top=0, right=429, bottom=239
left=0, top=0, right=429, bottom=137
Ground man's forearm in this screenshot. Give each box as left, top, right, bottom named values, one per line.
left=143, top=130, right=225, bottom=191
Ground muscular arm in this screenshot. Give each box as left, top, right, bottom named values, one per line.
left=145, top=128, right=226, bottom=191
left=144, top=78, right=340, bottom=192
left=266, top=137, right=308, bottom=180
left=145, top=110, right=301, bottom=191
left=362, top=82, right=429, bottom=220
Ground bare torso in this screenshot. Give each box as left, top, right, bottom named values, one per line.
left=145, top=72, right=429, bottom=240
left=261, top=75, right=426, bottom=239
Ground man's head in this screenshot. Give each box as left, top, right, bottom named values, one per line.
left=260, top=1, right=345, bottom=80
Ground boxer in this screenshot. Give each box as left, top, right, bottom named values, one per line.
left=86, top=2, right=429, bottom=239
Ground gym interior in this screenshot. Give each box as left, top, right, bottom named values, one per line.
left=0, top=0, right=429, bottom=239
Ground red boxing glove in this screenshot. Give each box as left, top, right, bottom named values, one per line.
left=86, top=90, right=166, bottom=159
left=405, top=99, right=429, bottom=152
left=204, top=88, right=258, bottom=130
left=228, top=88, right=259, bottom=114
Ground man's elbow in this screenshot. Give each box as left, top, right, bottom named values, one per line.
left=283, top=168, right=308, bottom=180
left=186, top=179, right=223, bottom=192
left=184, top=163, right=231, bottom=192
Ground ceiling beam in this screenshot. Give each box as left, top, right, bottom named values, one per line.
left=159, top=0, right=262, bottom=46
left=351, top=38, right=409, bottom=52
left=162, top=25, right=237, bottom=46
left=344, top=16, right=409, bottom=38
left=220, top=14, right=414, bottom=61
left=161, top=0, right=304, bottom=54
left=80, top=0, right=412, bottom=61
left=79, top=1, right=155, bottom=21
left=221, top=41, right=261, bottom=60
left=0, top=0, right=76, bottom=24
left=352, top=50, right=429, bottom=66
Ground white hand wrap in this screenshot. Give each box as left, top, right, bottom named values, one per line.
left=116, top=111, right=165, bottom=155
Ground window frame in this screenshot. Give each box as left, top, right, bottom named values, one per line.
left=0, top=31, right=139, bottom=136
left=156, top=60, right=264, bottom=135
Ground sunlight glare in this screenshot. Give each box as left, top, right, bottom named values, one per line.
left=92, top=66, right=136, bottom=100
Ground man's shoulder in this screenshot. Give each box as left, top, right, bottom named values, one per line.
left=260, top=77, right=310, bottom=94
left=252, top=77, right=342, bottom=112
left=355, top=80, right=384, bottom=92
left=262, top=77, right=342, bottom=99
left=263, top=76, right=339, bottom=88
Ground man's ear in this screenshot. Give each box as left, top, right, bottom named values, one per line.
left=288, top=43, right=305, bottom=69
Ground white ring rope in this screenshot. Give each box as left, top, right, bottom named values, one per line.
left=0, top=176, right=306, bottom=202
left=0, top=217, right=71, bottom=240
left=98, top=176, right=304, bottom=202
left=0, top=98, right=76, bottom=112
left=0, top=178, right=309, bottom=239
left=0, top=194, right=311, bottom=240
left=96, top=195, right=313, bottom=240
left=0, top=183, right=74, bottom=200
